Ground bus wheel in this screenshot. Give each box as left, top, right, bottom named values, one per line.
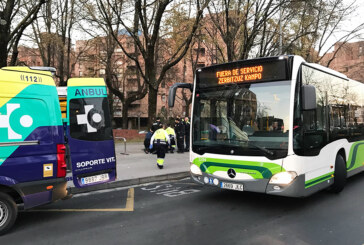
left=0, top=192, right=18, bottom=235
left=329, top=154, right=347, bottom=193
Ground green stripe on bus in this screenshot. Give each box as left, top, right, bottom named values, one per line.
left=305, top=172, right=334, bottom=188
left=193, top=157, right=283, bottom=179
left=347, top=141, right=364, bottom=170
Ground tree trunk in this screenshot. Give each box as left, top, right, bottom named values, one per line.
left=107, top=90, right=114, bottom=126
left=122, top=101, right=129, bottom=129
left=0, top=28, right=9, bottom=67
left=58, top=46, right=65, bottom=85
left=9, top=45, right=18, bottom=65
left=0, top=38, right=8, bottom=67
left=0, top=1, right=12, bottom=68
left=148, top=84, right=158, bottom=126
left=185, top=100, right=191, bottom=117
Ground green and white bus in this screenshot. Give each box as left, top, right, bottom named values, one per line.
left=169, top=55, right=364, bottom=197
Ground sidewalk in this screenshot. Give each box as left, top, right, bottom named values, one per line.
left=70, top=142, right=190, bottom=193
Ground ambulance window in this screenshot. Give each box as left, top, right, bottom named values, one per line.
left=69, top=97, right=112, bottom=141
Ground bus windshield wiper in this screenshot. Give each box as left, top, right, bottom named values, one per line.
left=223, top=139, right=274, bottom=156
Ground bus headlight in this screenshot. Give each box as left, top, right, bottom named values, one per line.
left=190, top=164, right=202, bottom=176
left=269, top=171, right=297, bottom=185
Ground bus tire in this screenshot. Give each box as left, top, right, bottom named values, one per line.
left=329, top=154, right=347, bottom=193
left=0, top=192, right=18, bottom=235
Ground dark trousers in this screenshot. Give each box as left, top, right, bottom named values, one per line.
left=144, top=138, right=150, bottom=150
left=176, top=135, right=184, bottom=152
left=185, top=134, right=190, bottom=150
left=154, top=141, right=167, bottom=159
left=169, top=136, right=176, bottom=152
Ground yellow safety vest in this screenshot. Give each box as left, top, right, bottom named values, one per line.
left=165, top=127, right=175, bottom=136
left=154, top=128, right=167, bottom=141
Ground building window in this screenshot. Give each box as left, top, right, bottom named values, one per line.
left=127, top=79, right=138, bottom=85
left=196, top=63, right=205, bottom=68
left=126, top=65, right=137, bottom=75
left=194, top=48, right=205, bottom=57
left=359, top=46, right=363, bottom=55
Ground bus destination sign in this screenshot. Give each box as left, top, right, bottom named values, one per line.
left=197, top=58, right=289, bottom=88
left=216, top=65, right=263, bottom=84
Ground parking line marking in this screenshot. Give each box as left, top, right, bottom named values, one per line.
left=25, top=188, right=134, bottom=212
left=124, top=187, right=134, bottom=211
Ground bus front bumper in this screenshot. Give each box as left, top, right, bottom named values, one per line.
left=191, top=173, right=307, bottom=197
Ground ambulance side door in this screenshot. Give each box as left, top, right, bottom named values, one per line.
left=67, top=78, right=116, bottom=188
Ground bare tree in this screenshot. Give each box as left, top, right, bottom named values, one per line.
left=30, top=0, right=54, bottom=67
left=282, top=0, right=364, bottom=65
left=180, top=31, right=205, bottom=116
left=53, top=0, right=76, bottom=85
left=25, top=0, right=78, bottom=84
left=97, top=0, right=209, bottom=126
left=202, top=0, right=363, bottom=64
left=0, top=0, right=47, bottom=67
left=80, top=0, right=148, bottom=128
left=205, top=0, right=282, bottom=62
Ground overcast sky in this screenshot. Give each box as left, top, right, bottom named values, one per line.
left=19, top=0, right=364, bottom=57
left=325, top=0, right=364, bottom=52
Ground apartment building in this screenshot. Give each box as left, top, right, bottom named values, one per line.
left=321, top=41, right=364, bottom=82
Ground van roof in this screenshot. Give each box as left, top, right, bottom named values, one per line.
left=2, top=66, right=54, bottom=76
left=0, top=66, right=56, bottom=86
left=67, top=78, right=105, bottom=87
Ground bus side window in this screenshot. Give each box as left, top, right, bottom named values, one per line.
left=329, top=79, right=364, bottom=142
left=300, top=65, right=329, bottom=155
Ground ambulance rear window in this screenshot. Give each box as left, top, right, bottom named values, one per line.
left=69, top=97, right=112, bottom=141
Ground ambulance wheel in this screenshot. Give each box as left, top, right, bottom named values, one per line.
left=329, top=154, right=347, bottom=193
left=0, top=192, right=18, bottom=235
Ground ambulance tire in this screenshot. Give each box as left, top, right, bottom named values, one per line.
left=0, top=192, right=18, bottom=236
left=329, top=154, right=347, bottom=193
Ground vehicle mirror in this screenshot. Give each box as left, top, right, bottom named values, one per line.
left=302, top=85, right=316, bottom=110
left=168, top=83, right=193, bottom=107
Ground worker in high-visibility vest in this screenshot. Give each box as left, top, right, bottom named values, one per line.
left=165, top=124, right=176, bottom=153
left=149, top=124, right=170, bottom=169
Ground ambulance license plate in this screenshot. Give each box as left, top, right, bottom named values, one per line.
left=220, top=182, right=244, bottom=191
left=81, top=173, right=109, bottom=185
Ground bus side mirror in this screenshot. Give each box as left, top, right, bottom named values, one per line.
left=168, top=83, right=193, bottom=108
left=302, top=85, right=316, bottom=110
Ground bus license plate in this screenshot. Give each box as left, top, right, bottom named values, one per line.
left=220, top=182, right=244, bottom=191
left=81, top=173, right=109, bottom=185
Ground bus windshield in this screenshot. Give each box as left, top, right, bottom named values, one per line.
left=192, top=81, right=291, bottom=158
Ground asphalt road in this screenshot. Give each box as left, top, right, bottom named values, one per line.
left=1, top=173, right=364, bottom=245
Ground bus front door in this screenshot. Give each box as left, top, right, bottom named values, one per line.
left=66, top=78, right=116, bottom=188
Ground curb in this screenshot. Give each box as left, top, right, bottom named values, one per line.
left=69, top=171, right=190, bottom=194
